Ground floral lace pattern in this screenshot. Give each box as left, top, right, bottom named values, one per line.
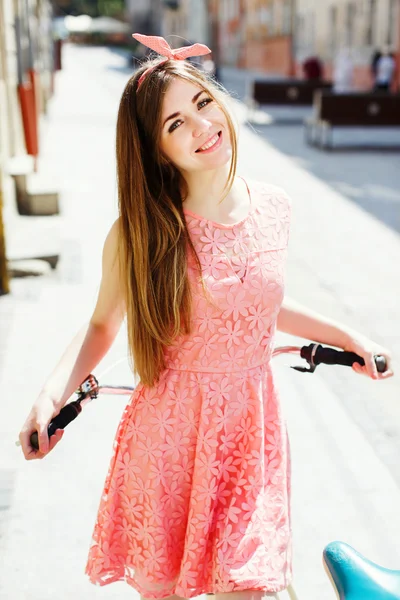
left=85, top=181, right=292, bottom=598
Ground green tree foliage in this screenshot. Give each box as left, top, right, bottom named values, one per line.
left=52, top=0, right=125, bottom=18
left=97, top=0, right=125, bottom=17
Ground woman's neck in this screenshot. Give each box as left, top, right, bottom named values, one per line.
left=182, top=165, right=233, bottom=211
left=181, top=167, right=250, bottom=223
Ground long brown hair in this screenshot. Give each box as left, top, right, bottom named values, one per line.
left=116, top=58, right=238, bottom=386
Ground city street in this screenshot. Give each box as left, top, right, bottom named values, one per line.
left=222, top=65, right=400, bottom=233
left=0, top=44, right=399, bottom=600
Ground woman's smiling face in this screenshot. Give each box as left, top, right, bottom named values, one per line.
left=159, top=77, right=232, bottom=174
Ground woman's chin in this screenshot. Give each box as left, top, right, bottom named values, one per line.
left=178, top=147, right=232, bottom=174
left=196, top=148, right=232, bottom=171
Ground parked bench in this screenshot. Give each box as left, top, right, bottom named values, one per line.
left=251, top=79, right=332, bottom=107
left=7, top=155, right=59, bottom=216
left=3, top=160, right=61, bottom=271
left=305, top=91, right=400, bottom=149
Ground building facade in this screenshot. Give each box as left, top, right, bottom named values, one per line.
left=0, top=0, right=55, bottom=292
left=211, top=0, right=400, bottom=87
left=162, top=0, right=210, bottom=47
left=295, top=0, right=400, bottom=88
left=125, top=0, right=164, bottom=36
left=239, top=0, right=293, bottom=74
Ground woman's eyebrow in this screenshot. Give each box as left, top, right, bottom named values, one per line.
left=163, top=90, right=205, bottom=128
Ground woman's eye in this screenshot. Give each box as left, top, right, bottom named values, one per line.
left=198, top=97, right=213, bottom=109
left=168, top=98, right=213, bottom=133
left=169, top=119, right=182, bottom=133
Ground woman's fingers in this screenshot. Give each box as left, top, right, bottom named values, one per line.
left=36, top=429, right=64, bottom=459
left=378, top=367, right=394, bottom=379
left=38, top=424, right=50, bottom=455
left=21, top=428, right=64, bottom=460
left=344, top=335, right=393, bottom=381
left=352, top=356, right=394, bottom=380
left=366, top=354, right=379, bottom=379
left=19, top=430, right=36, bottom=460
left=352, top=362, right=367, bottom=376
left=372, top=352, right=393, bottom=379
left=49, top=429, right=64, bottom=451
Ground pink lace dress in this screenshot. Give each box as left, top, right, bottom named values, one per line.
left=85, top=179, right=293, bottom=598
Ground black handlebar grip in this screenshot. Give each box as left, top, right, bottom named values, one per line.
left=30, top=400, right=83, bottom=451
left=301, top=344, right=387, bottom=373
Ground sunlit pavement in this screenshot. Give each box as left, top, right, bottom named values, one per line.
left=0, top=45, right=399, bottom=600
left=221, top=65, right=400, bottom=234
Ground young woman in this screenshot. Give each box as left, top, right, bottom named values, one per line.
left=19, top=34, right=393, bottom=600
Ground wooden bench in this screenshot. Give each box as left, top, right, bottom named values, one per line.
left=305, top=91, right=400, bottom=149
left=252, top=79, right=332, bottom=107
left=246, top=79, right=332, bottom=124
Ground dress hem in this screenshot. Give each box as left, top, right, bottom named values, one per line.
left=86, top=569, right=293, bottom=599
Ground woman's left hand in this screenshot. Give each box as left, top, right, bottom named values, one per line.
left=343, top=334, right=394, bottom=380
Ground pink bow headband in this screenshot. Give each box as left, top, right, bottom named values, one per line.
left=132, top=33, right=211, bottom=89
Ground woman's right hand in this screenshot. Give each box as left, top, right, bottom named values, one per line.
left=19, top=393, right=64, bottom=460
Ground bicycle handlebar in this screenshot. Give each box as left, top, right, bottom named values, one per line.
left=25, top=344, right=387, bottom=452
left=299, top=344, right=387, bottom=373
left=29, top=401, right=83, bottom=453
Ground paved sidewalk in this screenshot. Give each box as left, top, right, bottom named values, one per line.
left=221, top=66, right=400, bottom=233
left=0, top=46, right=399, bottom=600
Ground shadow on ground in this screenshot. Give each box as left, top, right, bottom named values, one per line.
left=246, top=120, right=400, bottom=235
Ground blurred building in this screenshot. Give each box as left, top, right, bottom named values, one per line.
left=296, top=0, right=400, bottom=89
left=0, top=0, right=56, bottom=293
left=161, top=0, right=210, bottom=47
left=206, top=0, right=399, bottom=88
left=216, top=0, right=244, bottom=66
left=126, top=0, right=164, bottom=36
left=0, top=0, right=55, bottom=169
left=239, top=0, right=293, bottom=74
left=210, top=0, right=293, bottom=75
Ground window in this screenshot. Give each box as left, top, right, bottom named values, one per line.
left=296, top=12, right=312, bottom=54
left=346, top=2, right=356, bottom=46
left=308, top=12, right=315, bottom=52
left=222, top=0, right=229, bottom=21
left=282, top=0, right=292, bottom=35
left=259, top=4, right=272, bottom=36
left=365, top=0, right=376, bottom=46
left=330, top=6, right=337, bottom=56
left=258, top=5, right=271, bottom=38
left=387, top=0, right=397, bottom=46
left=296, top=14, right=305, bottom=51
left=270, top=1, right=275, bottom=35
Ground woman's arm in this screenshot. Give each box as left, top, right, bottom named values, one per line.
left=277, top=296, right=393, bottom=380
left=277, top=296, right=351, bottom=348
left=41, top=220, right=126, bottom=407
left=19, top=219, right=126, bottom=458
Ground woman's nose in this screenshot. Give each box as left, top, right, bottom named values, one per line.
left=192, top=116, right=212, bottom=138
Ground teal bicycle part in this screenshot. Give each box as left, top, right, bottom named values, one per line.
left=323, top=541, right=400, bottom=599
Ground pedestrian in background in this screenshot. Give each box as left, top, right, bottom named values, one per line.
left=370, top=48, right=381, bottom=81
left=333, top=48, right=354, bottom=93
left=19, top=32, right=393, bottom=600
left=302, top=55, right=324, bottom=80
left=374, top=46, right=395, bottom=91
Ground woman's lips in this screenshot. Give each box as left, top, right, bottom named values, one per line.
left=195, top=131, right=222, bottom=153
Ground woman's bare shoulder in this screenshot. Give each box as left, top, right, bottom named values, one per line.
left=103, top=218, right=121, bottom=258
left=250, top=179, right=292, bottom=209
left=252, top=179, right=290, bottom=196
